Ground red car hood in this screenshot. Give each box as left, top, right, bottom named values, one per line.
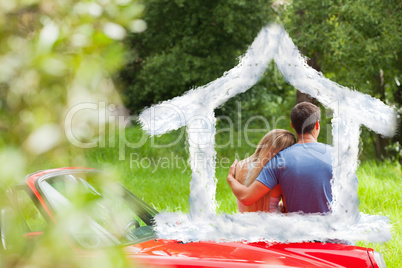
left=124, top=239, right=373, bottom=267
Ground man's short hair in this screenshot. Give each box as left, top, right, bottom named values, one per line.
left=290, top=102, right=321, bottom=134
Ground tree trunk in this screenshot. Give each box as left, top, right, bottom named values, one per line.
left=296, top=52, right=320, bottom=105
left=394, top=84, right=402, bottom=164
left=296, top=90, right=316, bottom=104
left=373, top=69, right=389, bottom=160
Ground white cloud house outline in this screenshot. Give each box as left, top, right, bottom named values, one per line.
left=139, top=24, right=397, bottom=243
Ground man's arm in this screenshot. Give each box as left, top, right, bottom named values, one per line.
left=227, top=160, right=271, bottom=206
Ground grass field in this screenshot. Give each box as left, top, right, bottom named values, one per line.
left=22, top=125, right=401, bottom=267
left=355, top=161, right=402, bottom=267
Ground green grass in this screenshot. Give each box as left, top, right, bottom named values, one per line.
left=356, top=161, right=402, bottom=268
left=23, top=125, right=401, bottom=267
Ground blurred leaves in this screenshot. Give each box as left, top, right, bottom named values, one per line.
left=0, top=1, right=144, bottom=266
left=0, top=0, right=144, bottom=176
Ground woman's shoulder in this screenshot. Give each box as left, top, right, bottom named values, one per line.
left=236, top=158, right=253, bottom=184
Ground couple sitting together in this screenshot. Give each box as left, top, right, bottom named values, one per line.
left=227, top=101, right=333, bottom=214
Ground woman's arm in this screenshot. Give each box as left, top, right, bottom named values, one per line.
left=269, top=185, right=288, bottom=213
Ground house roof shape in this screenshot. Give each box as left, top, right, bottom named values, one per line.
left=139, top=24, right=397, bottom=243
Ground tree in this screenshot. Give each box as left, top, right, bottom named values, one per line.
left=119, top=0, right=275, bottom=114
left=282, top=0, right=402, bottom=161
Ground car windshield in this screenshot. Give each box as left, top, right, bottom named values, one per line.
left=38, top=171, right=157, bottom=249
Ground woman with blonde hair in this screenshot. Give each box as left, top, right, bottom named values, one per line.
left=235, top=129, right=296, bottom=213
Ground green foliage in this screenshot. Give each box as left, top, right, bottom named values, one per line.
left=283, top=0, right=401, bottom=88
left=217, top=61, right=297, bottom=123
left=0, top=0, right=145, bottom=177
left=119, top=0, right=275, bottom=114
left=0, top=0, right=145, bottom=266
left=281, top=0, right=402, bottom=160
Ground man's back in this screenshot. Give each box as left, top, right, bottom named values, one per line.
left=257, top=143, right=333, bottom=213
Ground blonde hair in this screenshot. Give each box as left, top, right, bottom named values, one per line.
left=236, top=129, right=296, bottom=212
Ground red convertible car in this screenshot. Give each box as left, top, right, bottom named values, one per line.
left=0, top=167, right=387, bottom=267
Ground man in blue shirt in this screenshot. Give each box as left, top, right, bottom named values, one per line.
left=227, top=102, right=333, bottom=213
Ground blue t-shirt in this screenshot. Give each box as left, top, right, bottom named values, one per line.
left=256, top=142, right=333, bottom=213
